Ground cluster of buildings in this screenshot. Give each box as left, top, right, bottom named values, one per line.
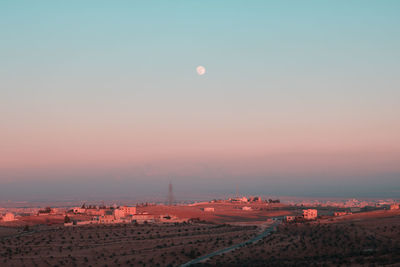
left=333, top=211, right=352, bottom=216
left=284, top=202, right=400, bottom=223
left=0, top=212, right=16, bottom=222
left=210, top=196, right=264, bottom=203
left=285, top=209, right=318, bottom=222
left=66, top=205, right=188, bottom=226
left=291, top=199, right=399, bottom=209
left=67, top=205, right=138, bottom=225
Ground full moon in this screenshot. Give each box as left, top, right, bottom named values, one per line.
left=196, top=65, right=206, bottom=75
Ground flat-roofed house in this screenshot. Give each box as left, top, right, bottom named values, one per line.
left=72, top=207, right=86, bottom=214
left=390, top=204, right=399, bottom=210
left=284, top=215, right=295, bottom=222
left=2, top=213, right=15, bottom=222
left=334, top=211, right=348, bottom=216
left=114, top=209, right=126, bottom=220
left=120, top=206, right=136, bottom=215
left=99, top=215, right=116, bottom=224
left=132, top=214, right=155, bottom=223
left=303, top=209, right=318, bottom=220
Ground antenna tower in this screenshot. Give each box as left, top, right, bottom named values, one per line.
left=168, top=181, right=175, bottom=206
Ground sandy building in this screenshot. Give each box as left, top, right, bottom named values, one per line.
left=86, top=209, right=107, bottom=216
left=132, top=214, right=156, bottom=223
left=249, top=196, right=262, bottom=202
left=334, top=211, right=349, bottom=216
left=284, top=216, right=295, bottom=222
left=99, top=215, right=116, bottom=224
left=350, top=207, right=361, bottom=212
left=72, top=207, right=86, bottom=214
left=114, top=209, right=125, bottom=219
left=390, top=204, right=399, bottom=210
left=203, top=207, right=215, bottom=212
left=119, top=206, right=137, bottom=215
left=2, top=213, right=16, bottom=222
left=303, top=209, right=318, bottom=220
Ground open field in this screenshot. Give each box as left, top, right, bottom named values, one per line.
left=0, top=214, right=96, bottom=228
left=201, top=209, right=400, bottom=266
left=0, top=222, right=258, bottom=267
left=137, top=202, right=291, bottom=224
left=1, top=205, right=399, bottom=266
left=0, top=227, right=19, bottom=239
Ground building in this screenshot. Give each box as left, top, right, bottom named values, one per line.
left=230, top=197, right=248, bottom=203
left=99, top=215, right=117, bottom=224
left=72, top=207, right=86, bottom=214
left=333, top=211, right=350, bottom=217
left=114, top=209, right=126, bottom=220
left=303, top=209, right=317, bottom=220
left=131, top=214, right=156, bottom=223
left=242, top=206, right=252, bottom=211
left=119, top=206, right=137, bottom=215
left=203, top=207, right=215, bottom=212
left=248, top=196, right=262, bottom=202
left=284, top=216, right=295, bottom=222
left=390, top=204, right=399, bottom=210
left=114, top=206, right=136, bottom=219
left=350, top=207, right=361, bottom=212
left=2, top=213, right=16, bottom=222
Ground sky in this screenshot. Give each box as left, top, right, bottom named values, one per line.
left=1, top=1, right=399, bottom=201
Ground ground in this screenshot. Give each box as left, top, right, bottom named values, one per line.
left=200, top=209, right=400, bottom=266
left=1, top=206, right=399, bottom=266
left=0, top=222, right=258, bottom=267
left=137, top=202, right=291, bottom=224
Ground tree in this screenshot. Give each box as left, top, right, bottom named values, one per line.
left=64, top=215, right=71, bottom=223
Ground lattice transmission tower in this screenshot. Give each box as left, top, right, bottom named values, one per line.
left=168, top=181, right=175, bottom=206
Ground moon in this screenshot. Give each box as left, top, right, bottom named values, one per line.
left=196, top=65, right=206, bottom=76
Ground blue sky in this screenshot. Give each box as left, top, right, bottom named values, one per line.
left=1, top=1, right=399, bottom=200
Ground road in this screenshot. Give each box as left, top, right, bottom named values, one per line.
left=180, top=220, right=280, bottom=267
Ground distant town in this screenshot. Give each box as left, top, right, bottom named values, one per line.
left=1, top=196, right=399, bottom=226
left=1, top=195, right=399, bottom=266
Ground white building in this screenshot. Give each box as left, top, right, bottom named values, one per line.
left=2, top=213, right=15, bottom=222
left=303, top=209, right=317, bottom=220
left=284, top=216, right=295, bottom=222
left=390, top=204, right=399, bottom=210
left=242, top=206, right=252, bottom=211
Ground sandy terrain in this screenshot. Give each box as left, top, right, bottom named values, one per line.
left=0, top=214, right=92, bottom=227
left=0, top=227, right=19, bottom=238
left=2, top=205, right=398, bottom=266
left=0, top=222, right=258, bottom=267
left=137, top=202, right=291, bottom=224
left=203, top=209, right=400, bottom=266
